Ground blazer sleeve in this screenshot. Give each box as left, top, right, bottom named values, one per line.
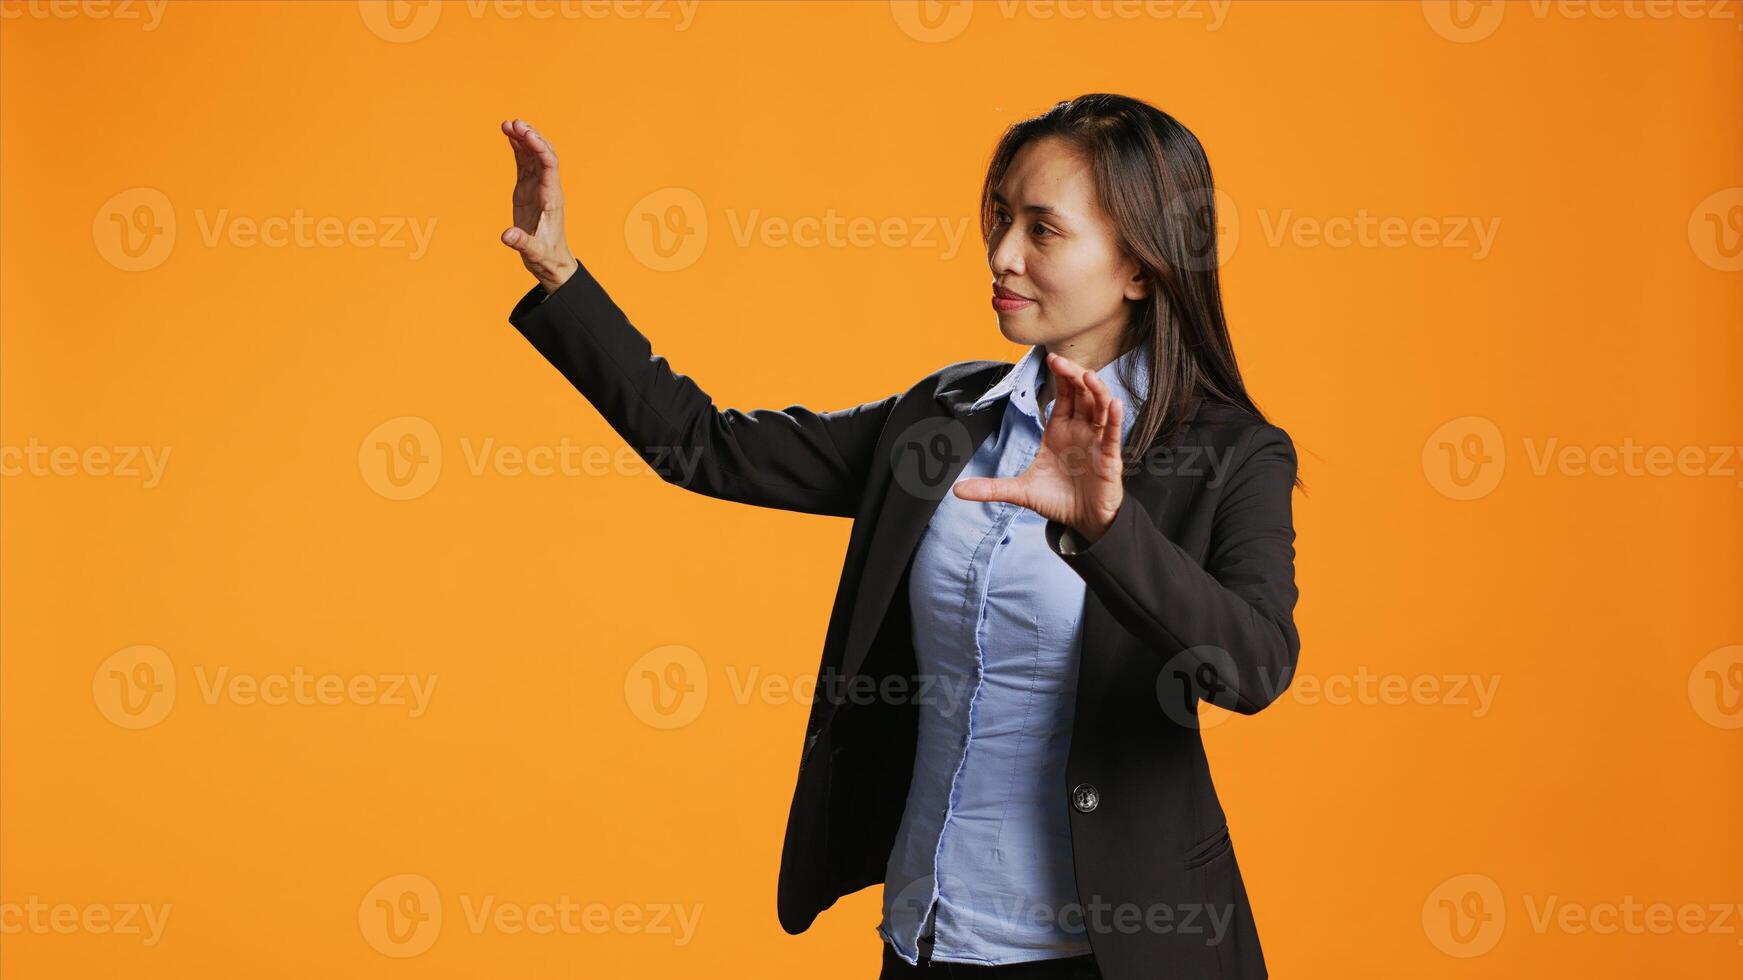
left=1044, top=423, right=1301, bottom=715
left=507, top=262, right=898, bottom=518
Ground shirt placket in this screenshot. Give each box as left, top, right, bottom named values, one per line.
left=928, top=414, right=1044, bottom=955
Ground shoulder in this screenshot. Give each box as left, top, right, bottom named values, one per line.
left=1192, top=399, right=1290, bottom=442
left=929, top=357, right=1011, bottom=393
left=1187, top=399, right=1297, bottom=472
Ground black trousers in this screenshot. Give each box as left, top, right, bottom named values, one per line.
left=878, top=941, right=1101, bottom=978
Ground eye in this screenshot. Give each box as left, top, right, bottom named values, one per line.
left=991, top=209, right=1054, bottom=240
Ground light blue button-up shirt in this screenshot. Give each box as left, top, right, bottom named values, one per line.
left=876, top=341, right=1149, bottom=966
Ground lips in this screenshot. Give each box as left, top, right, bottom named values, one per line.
left=991, top=286, right=1035, bottom=313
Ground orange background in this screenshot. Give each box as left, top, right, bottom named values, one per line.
left=3, top=0, right=1741, bottom=976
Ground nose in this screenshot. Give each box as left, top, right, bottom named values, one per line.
left=988, top=224, right=1025, bottom=279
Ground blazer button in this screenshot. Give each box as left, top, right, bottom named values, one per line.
left=1071, top=782, right=1100, bottom=813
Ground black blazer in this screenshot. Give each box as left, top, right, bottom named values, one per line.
left=508, top=263, right=1301, bottom=980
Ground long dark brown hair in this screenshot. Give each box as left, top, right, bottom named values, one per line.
left=979, top=93, right=1299, bottom=487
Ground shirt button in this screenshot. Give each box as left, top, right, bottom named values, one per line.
left=1071, top=782, right=1100, bottom=813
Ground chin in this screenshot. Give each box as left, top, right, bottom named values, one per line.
left=993, top=315, right=1044, bottom=346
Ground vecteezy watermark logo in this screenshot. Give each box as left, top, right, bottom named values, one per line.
left=1423, top=415, right=1743, bottom=500
left=1162, top=186, right=1240, bottom=272
left=887, top=0, right=976, bottom=41
left=92, top=645, right=177, bottom=730
left=625, top=187, right=709, bottom=272
left=623, top=186, right=973, bottom=272
left=359, top=416, right=443, bottom=501
left=0, top=0, right=169, bottom=29
left=623, top=644, right=708, bottom=730
left=624, top=656, right=981, bottom=730
left=93, top=188, right=176, bottom=272
left=1419, top=0, right=1507, bottom=42
left=887, top=871, right=1239, bottom=945
left=359, top=0, right=701, bottom=42
left=1423, top=0, right=1743, bottom=41
left=1154, top=648, right=1495, bottom=725
left=1256, top=208, right=1499, bottom=260
left=723, top=209, right=970, bottom=258
left=356, top=0, right=444, bottom=42
left=1, top=439, right=172, bottom=488
left=888, top=0, right=1233, bottom=42
left=1688, top=644, right=1743, bottom=730
left=93, top=188, right=437, bottom=271
left=359, top=873, right=443, bottom=957
left=1426, top=872, right=1743, bottom=954
left=1189, top=192, right=1497, bottom=263
left=0, top=898, right=173, bottom=946
left=358, top=416, right=706, bottom=500
left=889, top=416, right=975, bottom=501
left=1423, top=873, right=1507, bottom=957
left=1156, top=645, right=1246, bottom=730
left=358, top=873, right=702, bottom=956
left=92, top=646, right=438, bottom=729
left=1290, top=668, right=1500, bottom=717
left=1415, top=0, right=1743, bottom=41
left=885, top=868, right=979, bottom=941
left=1688, top=186, right=1743, bottom=272
left=1422, top=416, right=1506, bottom=501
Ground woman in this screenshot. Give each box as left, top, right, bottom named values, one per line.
left=500, top=94, right=1300, bottom=980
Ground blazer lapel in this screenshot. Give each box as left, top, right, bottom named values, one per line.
left=836, top=373, right=1009, bottom=684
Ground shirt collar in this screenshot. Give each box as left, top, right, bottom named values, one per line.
left=971, top=341, right=1151, bottom=441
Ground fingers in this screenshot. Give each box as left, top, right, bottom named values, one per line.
left=953, top=476, right=1025, bottom=507
left=513, top=118, right=560, bottom=170
left=1046, top=351, right=1118, bottom=431
left=504, top=120, right=534, bottom=180
left=1047, top=352, right=1080, bottom=424
left=1077, top=359, right=1108, bottom=428
left=502, top=118, right=561, bottom=182
left=1101, top=394, right=1124, bottom=461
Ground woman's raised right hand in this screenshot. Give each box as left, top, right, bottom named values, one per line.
left=500, top=118, right=579, bottom=294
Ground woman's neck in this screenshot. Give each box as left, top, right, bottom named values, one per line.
left=1037, top=332, right=1135, bottom=412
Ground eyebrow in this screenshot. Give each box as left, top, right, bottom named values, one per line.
left=991, top=189, right=1066, bottom=220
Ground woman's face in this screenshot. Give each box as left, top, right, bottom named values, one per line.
left=987, top=136, right=1149, bottom=361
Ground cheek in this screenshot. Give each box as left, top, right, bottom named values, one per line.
left=1067, top=247, right=1133, bottom=307
left=1030, top=251, right=1133, bottom=326
left=1027, top=253, right=1092, bottom=311
left=1024, top=255, right=1065, bottom=304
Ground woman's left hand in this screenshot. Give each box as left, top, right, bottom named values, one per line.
left=953, top=351, right=1127, bottom=546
